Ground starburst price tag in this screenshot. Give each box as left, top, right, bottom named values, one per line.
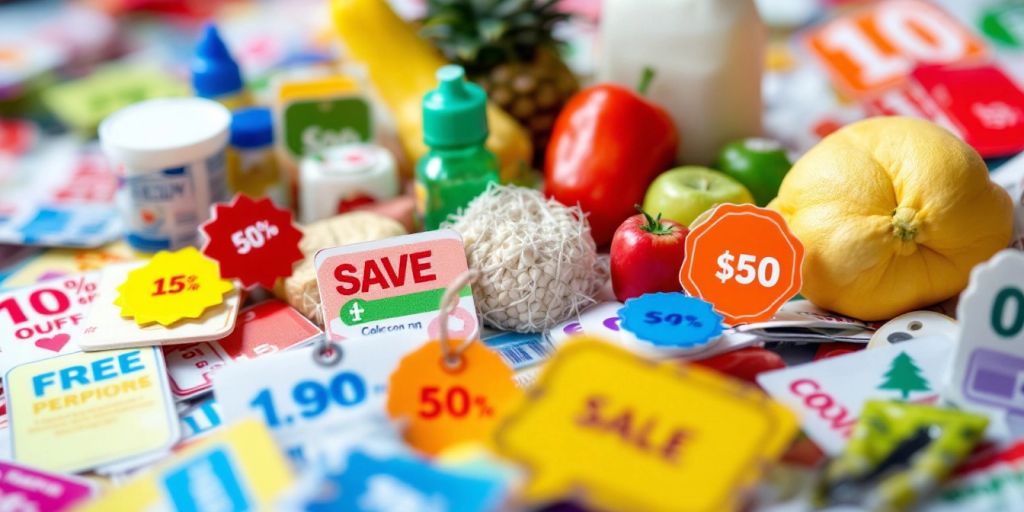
left=116, top=247, right=233, bottom=326
left=618, top=293, right=723, bottom=350
left=680, top=204, right=803, bottom=325
left=387, top=339, right=523, bottom=455
left=200, top=194, right=304, bottom=289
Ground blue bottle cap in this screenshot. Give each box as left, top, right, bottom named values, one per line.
left=192, top=23, right=244, bottom=99
left=230, top=107, right=273, bottom=148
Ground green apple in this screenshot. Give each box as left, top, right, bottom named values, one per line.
left=717, top=138, right=792, bottom=206
left=642, top=166, right=754, bottom=226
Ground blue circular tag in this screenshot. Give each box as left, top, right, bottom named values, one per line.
left=618, top=293, right=724, bottom=348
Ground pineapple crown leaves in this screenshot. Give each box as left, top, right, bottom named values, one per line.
left=421, top=0, right=570, bottom=72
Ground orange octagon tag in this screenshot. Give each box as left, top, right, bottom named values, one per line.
left=387, top=339, right=523, bottom=455
left=680, top=204, right=803, bottom=325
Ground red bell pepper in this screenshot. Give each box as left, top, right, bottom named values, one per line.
left=544, top=69, right=679, bottom=246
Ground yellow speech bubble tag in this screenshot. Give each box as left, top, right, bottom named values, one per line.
left=494, top=337, right=798, bottom=512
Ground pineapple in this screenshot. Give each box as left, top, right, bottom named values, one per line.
left=422, top=0, right=579, bottom=159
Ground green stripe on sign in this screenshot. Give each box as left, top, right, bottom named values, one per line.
left=339, top=286, right=472, bottom=326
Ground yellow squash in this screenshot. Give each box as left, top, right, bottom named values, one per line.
left=332, top=0, right=532, bottom=182
left=769, top=117, right=1013, bottom=321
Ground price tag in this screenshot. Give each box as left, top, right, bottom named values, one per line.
left=494, top=337, right=797, bottom=511
left=387, top=340, right=523, bottom=455
left=75, top=419, right=293, bottom=512
left=947, top=250, right=1024, bottom=424
left=680, top=203, right=803, bottom=325
left=116, top=247, right=234, bottom=326
left=200, top=194, right=304, bottom=289
left=618, top=293, right=723, bottom=349
left=79, top=262, right=240, bottom=351
left=5, top=347, right=179, bottom=473
left=164, top=300, right=322, bottom=400
left=313, top=230, right=477, bottom=342
left=805, top=0, right=986, bottom=97
left=213, top=335, right=423, bottom=458
left=0, top=271, right=99, bottom=373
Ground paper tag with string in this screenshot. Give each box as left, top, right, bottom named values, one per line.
left=387, top=270, right=524, bottom=456
left=213, top=333, right=422, bottom=462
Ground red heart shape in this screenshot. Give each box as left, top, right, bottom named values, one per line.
left=35, top=333, right=70, bottom=352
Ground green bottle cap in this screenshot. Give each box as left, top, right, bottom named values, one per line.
left=422, top=65, right=489, bottom=148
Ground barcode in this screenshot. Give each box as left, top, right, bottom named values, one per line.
left=495, top=340, right=553, bottom=369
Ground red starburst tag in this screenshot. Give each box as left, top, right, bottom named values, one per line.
left=200, top=194, right=304, bottom=288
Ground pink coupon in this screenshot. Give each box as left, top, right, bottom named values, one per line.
left=0, top=272, right=99, bottom=373
left=164, top=300, right=322, bottom=399
left=313, top=229, right=476, bottom=342
left=0, top=460, right=94, bottom=511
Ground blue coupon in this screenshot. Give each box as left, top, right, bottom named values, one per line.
left=618, top=293, right=723, bottom=348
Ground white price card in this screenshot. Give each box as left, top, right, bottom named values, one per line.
left=946, top=250, right=1024, bottom=429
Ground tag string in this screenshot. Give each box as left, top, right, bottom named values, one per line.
left=438, top=269, right=480, bottom=369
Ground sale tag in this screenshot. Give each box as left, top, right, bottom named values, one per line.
left=214, top=335, right=423, bottom=458
left=165, top=299, right=321, bottom=400
left=5, top=347, right=179, bottom=473
left=0, top=460, right=95, bottom=511
left=805, top=0, right=987, bottom=98
left=0, top=271, right=99, bottom=373
left=178, top=397, right=223, bottom=444
left=75, top=418, right=293, bottom=512
left=758, top=336, right=952, bottom=455
left=387, top=340, right=523, bottom=455
left=299, top=451, right=506, bottom=512
left=680, top=203, right=804, bottom=325
left=277, top=75, right=373, bottom=160
left=494, top=337, right=797, bottom=512
left=313, top=230, right=477, bottom=342
left=78, top=262, right=240, bottom=351
left=867, top=311, right=957, bottom=349
left=618, top=293, right=723, bottom=349
left=116, top=247, right=234, bottom=326
left=200, top=193, right=304, bottom=289
left=946, top=250, right=1024, bottom=428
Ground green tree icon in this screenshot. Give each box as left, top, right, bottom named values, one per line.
left=878, top=352, right=931, bottom=400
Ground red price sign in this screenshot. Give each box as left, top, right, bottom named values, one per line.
left=806, top=0, right=986, bottom=97
left=680, top=204, right=804, bottom=325
left=200, top=194, right=304, bottom=289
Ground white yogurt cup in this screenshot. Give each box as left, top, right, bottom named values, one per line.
left=100, top=98, right=231, bottom=252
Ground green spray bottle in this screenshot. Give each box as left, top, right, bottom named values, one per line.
left=416, top=65, right=500, bottom=230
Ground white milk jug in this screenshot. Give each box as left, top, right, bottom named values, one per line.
left=599, top=0, right=766, bottom=165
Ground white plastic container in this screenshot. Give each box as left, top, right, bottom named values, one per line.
left=99, top=98, right=231, bottom=252
left=599, top=0, right=766, bottom=165
left=298, top=143, right=399, bottom=224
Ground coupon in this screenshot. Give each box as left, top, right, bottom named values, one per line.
left=0, top=271, right=99, bottom=374
left=164, top=299, right=322, bottom=400
left=0, top=460, right=95, bottom=511
left=76, top=418, right=293, bottom=512
left=757, top=336, right=953, bottom=455
left=313, top=230, right=476, bottom=342
left=5, top=347, right=179, bottom=473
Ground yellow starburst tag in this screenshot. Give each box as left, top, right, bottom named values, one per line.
left=116, top=247, right=234, bottom=326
